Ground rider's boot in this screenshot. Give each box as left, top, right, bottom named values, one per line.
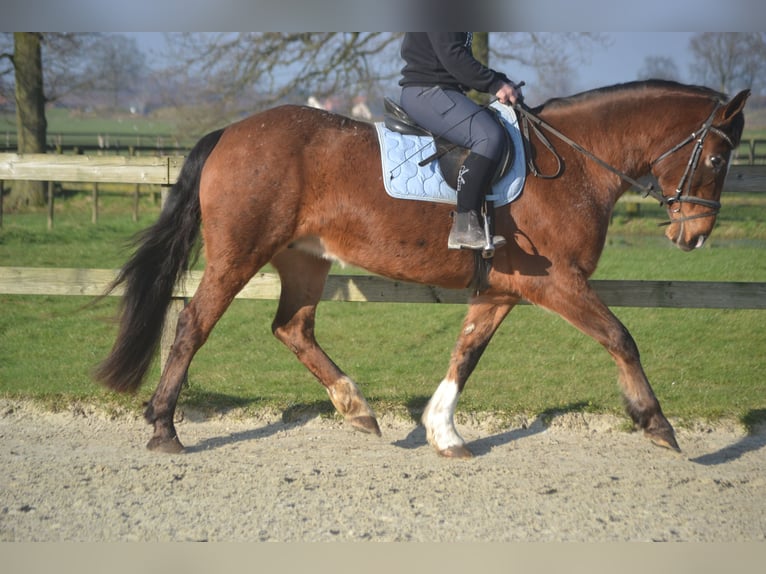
left=448, top=210, right=487, bottom=250
left=447, top=152, right=505, bottom=251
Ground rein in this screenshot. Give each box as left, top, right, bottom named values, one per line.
left=512, top=101, right=733, bottom=226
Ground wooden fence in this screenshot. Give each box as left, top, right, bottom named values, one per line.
left=1, top=157, right=764, bottom=311
left=0, top=154, right=184, bottom=228
left=1, top=130, right=189, bottom=156
left=2, top=153, right=766, bottom=229
left=1, top=266, right=764, bottom=309
left=2, top=152, right=764, bottom=190
left=1, top=266, right=764, bottom=370
left=3, top=134, right=765, bottom=163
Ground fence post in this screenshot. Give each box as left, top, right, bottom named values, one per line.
left=133, top=184, right=140, bottom=222
left=0, top=179, right=4, bottom=228
left=92, top=183, right=99, bottom=224
left=47, top=181, right=55, bottom=231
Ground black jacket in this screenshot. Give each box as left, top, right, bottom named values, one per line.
left=399, top=32, right=509, bottom=94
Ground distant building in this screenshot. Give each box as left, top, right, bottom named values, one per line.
left=351, top=96, right=372, bottom=120
left=307, top=96, right=324, bottom=109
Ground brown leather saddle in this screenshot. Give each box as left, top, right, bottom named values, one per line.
left=382, top=97, right=515, bottom=190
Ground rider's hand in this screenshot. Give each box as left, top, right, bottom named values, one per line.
left=495, top=82, right=523, bottom=106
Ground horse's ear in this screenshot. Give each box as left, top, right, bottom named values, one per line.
left=721, top=89, right=750, bottom=121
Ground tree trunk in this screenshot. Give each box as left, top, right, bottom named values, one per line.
left=469, top=32, right=491, bottom=106
left=10, top=32, right=47, bottom=208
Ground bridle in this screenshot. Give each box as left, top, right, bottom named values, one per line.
left=512, top=100, right=736, bottom=226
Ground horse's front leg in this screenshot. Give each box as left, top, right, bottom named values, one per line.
left=423, top=296, right=515, bottom=458
left=533, top=277, right=679, bottom=452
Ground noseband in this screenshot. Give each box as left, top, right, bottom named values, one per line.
left=514, top=101, right=735, bottom=226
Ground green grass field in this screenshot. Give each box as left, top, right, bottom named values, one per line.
left=1, top=108, right=185, bottom=150
left=1, top=186, right=765, bottom=430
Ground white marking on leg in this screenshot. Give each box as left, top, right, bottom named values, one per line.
left=327, top=376, right=375, bottom=418
left=422, top=378, right=465, bottom=452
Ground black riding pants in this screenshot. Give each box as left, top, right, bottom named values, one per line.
left=399, top=85, right=506, bottom=163
left=400, top=85, right=506, bottom=212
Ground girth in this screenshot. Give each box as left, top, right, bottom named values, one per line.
left=382, top=97, right=514, bottom=190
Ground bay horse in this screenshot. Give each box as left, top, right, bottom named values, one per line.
left=95, top=80, right=749, bottom=458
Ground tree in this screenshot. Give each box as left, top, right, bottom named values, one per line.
left=489, top=33, right=608, bottom=101
left=637, top=55, right=680, bottom=81
left=689, top=32, right=766, bottom=95
left=162, top=32, right=604, bottom=134
left=1, top=32, right=107, bottom=207
left=469, top=32, right=491, bottom=106
left=11, top=33, right=47, bottom=207
left=164, top=32, right=402, bottom=133
left=85, top=35, right=148, bottom=111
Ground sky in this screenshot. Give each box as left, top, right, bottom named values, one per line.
left=126, top=32, right=699, bottom=97
left=572, top=33, right=695, bottom=90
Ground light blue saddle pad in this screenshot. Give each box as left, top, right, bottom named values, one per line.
left=373, top=101, right=526, bottom=207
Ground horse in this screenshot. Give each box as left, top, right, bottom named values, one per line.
left=95, top=80, right=749, bottom=458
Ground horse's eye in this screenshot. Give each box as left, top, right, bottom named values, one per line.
left=707, top=154, right=725, bottom=173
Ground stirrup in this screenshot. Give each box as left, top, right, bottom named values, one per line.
left=481, top=235, right=506, bottom=259
left=481, top=202, right=506, bottom=259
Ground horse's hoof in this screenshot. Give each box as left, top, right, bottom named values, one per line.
left=437, top=444, right=474, bottom=459
left=350, top=415, right=382, bottom=437
left=644, top=428, right=681, bottom=453
left=146, top=435, right=185, bottom=454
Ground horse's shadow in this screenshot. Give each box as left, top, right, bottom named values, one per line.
left=182, top=398, right=766, bottom=463
left=183, top=400, right=334, bottom=454
left=395, top=404, right=766, bottom=462
left=688, top=409, right=766, bottom=466
left=181, top=397, right=581, bottom=455
left=392, top=399, right=591, bottom=456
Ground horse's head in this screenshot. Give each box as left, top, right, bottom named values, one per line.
left=652, top=89, right=749, bottom=251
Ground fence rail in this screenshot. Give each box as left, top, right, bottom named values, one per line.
left=1, top=266, right=764, bottom=310
left=0, top=153, right=183, bottom=185
left=2, top=153, right=765, bottom=190
left=2, top=135, right=766, bottom=164
left=3, top=153, right=766, bottom=228
left=1, top=131, right=190, bottom=155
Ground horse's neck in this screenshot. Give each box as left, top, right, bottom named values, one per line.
left=546, top=96, right=702, bottom=183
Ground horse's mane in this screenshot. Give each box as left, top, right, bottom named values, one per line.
left=532, top=79, right=727, bottom=113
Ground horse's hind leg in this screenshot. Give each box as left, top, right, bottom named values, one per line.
left=144, top=263, right=259, bottom=452
left=270, top=248, right=380, bottom=436
left=423, top=295, right=514, bottom=458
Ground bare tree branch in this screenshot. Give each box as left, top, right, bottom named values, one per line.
left=637, top=56, right=681, bottom=82
left=489, top=32, right=610, bottom=101
left=162, top=32, right=401, bottom=132
left=689, top=32, right=766, bottom=95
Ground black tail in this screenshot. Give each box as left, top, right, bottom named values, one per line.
left=94, top=128, right=225, bottom=393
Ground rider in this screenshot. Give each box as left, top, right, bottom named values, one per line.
left=399, top=32, right=523, bottom=251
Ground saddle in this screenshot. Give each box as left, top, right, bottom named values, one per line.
left=382, top=97, right=515, bottom=190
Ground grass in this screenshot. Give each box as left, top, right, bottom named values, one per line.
left=1, top=108, right=185, bottom=149
left=0, top=190, right=165, bottom=268
left=1, top=187, right=765, bottom=430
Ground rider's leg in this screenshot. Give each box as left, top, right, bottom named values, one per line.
left=400, top=86, right=507, bottom=251
left=448, top=152, right=505, bottom=250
